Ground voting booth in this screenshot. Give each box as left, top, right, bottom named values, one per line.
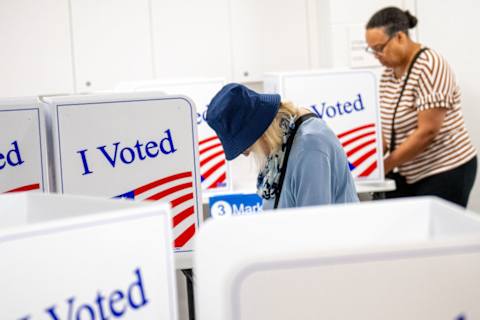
left=0, top=193, right=177, bottom=320
left=195, top=197, right=480, bottom=320
left=43, top=92, right=202, bottom=267
left=0, top=98, right=48, bottom=194
left=264, top=70, right=384, bottom=182
left=116, top=78, right=230, bottom=192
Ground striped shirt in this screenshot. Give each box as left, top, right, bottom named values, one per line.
left=380, top=48, right=476, bottom=183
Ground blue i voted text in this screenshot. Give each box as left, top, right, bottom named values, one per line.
left=0, top=140, right=24, bottom=170
left=77, top=129, right=177, bottom=175
left=196, top=107, right=208, bottom=125
left=310, top=93, right=365, bottom=119
left=19, top=268, right=149, bottom=320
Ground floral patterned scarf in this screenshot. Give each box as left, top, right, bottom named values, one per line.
left=256, top=115, right=297, bottom=200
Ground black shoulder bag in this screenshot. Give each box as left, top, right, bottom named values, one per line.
left=389, top=47, right=428, bottom=154
left=377, top=47, right=429, bottom=199
left=274, top=113, right=317, bottom=209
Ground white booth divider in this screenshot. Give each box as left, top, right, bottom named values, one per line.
left=0, top=98, right=48, bottom=194
left=264, top=69, right=384, bottom=183
left=195, top=197, right=480, bottom=320
left=42, top=92, right=202, bottom=268
left=0, top=193, right=177, bottom=320
left=116, top=78, right=230, bottom=193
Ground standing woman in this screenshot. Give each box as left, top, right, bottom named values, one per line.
left=365, top=7, right=477, bottom=207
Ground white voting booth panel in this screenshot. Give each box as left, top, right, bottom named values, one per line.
left=0, top=98, right=48, bottom=194
left=116, top=79, right=230, bottom=193
left=43, top=93, right=202, bottom=268
left=195, top=197, right=480, bottom=320
left=0, top=193, right=177, bottom=320
left=264, top=69, right=384, bottom=183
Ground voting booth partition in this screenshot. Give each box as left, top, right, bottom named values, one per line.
left=0, top=193, right=178, bottom=320
left=264, top=69, right=384, bottom=183
left=42, top=92, right=203, bottom=268
left=195, top=197, right=480, bottom=320
left=116, top=78, right=231, bottom=194
left=0, top=98, right=49, bottom=194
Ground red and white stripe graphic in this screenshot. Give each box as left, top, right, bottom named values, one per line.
left=3, top=183, right=40, bottom=193
left=199, top=135, right=227, bottom=190
left=115, top=171, right=197, bottom=249
left=337, top=123, right=379, bottom=178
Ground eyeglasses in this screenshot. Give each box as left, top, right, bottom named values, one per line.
left=365, top=35, right=395, bottom=55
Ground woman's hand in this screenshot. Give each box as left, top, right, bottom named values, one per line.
left=384, top=107, right=447, bottom=173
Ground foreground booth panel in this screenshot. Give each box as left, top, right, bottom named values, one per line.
left=43, top=92, right=202, bottom=268
left=0, top=98, right=48, bottom=194
left=264, top=69, right=384, bottom=183
left=0, top=193, right=177, bottom=320
left=195, top=197, right=480, bottom=320
left=116, top=78, right=230, bottom=192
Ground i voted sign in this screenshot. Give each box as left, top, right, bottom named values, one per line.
left=116, top=79, right=230, bottom=192
left=44, top=93, right=202, bottom=260
left=264, top=70, right=384, bottom=182
left=40, top=268, right=149, bottom=320
left=0, top=194, right=177, bottom=320
left=0, top=99, right=47, bottom=194
left=209, top=193, right=263, bottom=218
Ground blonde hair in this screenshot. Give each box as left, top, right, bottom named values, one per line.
left=250, top=101, right=300, bottom=167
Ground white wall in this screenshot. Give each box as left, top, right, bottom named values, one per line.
left=70, top=0, right=154, bottom=92
left=229, top=0, right=311, bottom=82
left=317, top=0, right=416, bottom=68
left=416, top=0, right=480, bottom=210
left=0, top=0, right=74, bottom=97
left=151, top=0, right=232, bottom=80
left=0, top=0, right=315, bottom=97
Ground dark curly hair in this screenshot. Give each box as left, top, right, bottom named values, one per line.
left=366, top=7, right=418, bottom=36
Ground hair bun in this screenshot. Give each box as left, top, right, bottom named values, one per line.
left=404, top=10, right=418, bottom=28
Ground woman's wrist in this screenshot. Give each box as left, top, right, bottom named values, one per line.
left=384, top=156, right=395, bottom=174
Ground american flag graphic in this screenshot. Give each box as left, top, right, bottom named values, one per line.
left=114, top=171, right=197, bottom=249
left=337, top=123, right=378, bottom=178
left=199, top=135, right=227, bottom=190
left=3, top=183, right=40, bottom=193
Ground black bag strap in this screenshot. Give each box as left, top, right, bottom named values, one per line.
left=389, top=47, right=428, bottom=153
left=274, top=113, right=317, bottom=209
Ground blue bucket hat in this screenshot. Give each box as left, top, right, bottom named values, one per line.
left=206, top=83, right=281, bottom=160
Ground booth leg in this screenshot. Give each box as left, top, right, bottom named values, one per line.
left=182, top=269, right=195, bottom=320
left=371, top=192, right=386, bottom=200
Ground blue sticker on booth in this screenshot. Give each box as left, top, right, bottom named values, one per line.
left=209, top=193, right=263, bottom=218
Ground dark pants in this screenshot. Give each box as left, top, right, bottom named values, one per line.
left=384, top=156, right=477, bottom=208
